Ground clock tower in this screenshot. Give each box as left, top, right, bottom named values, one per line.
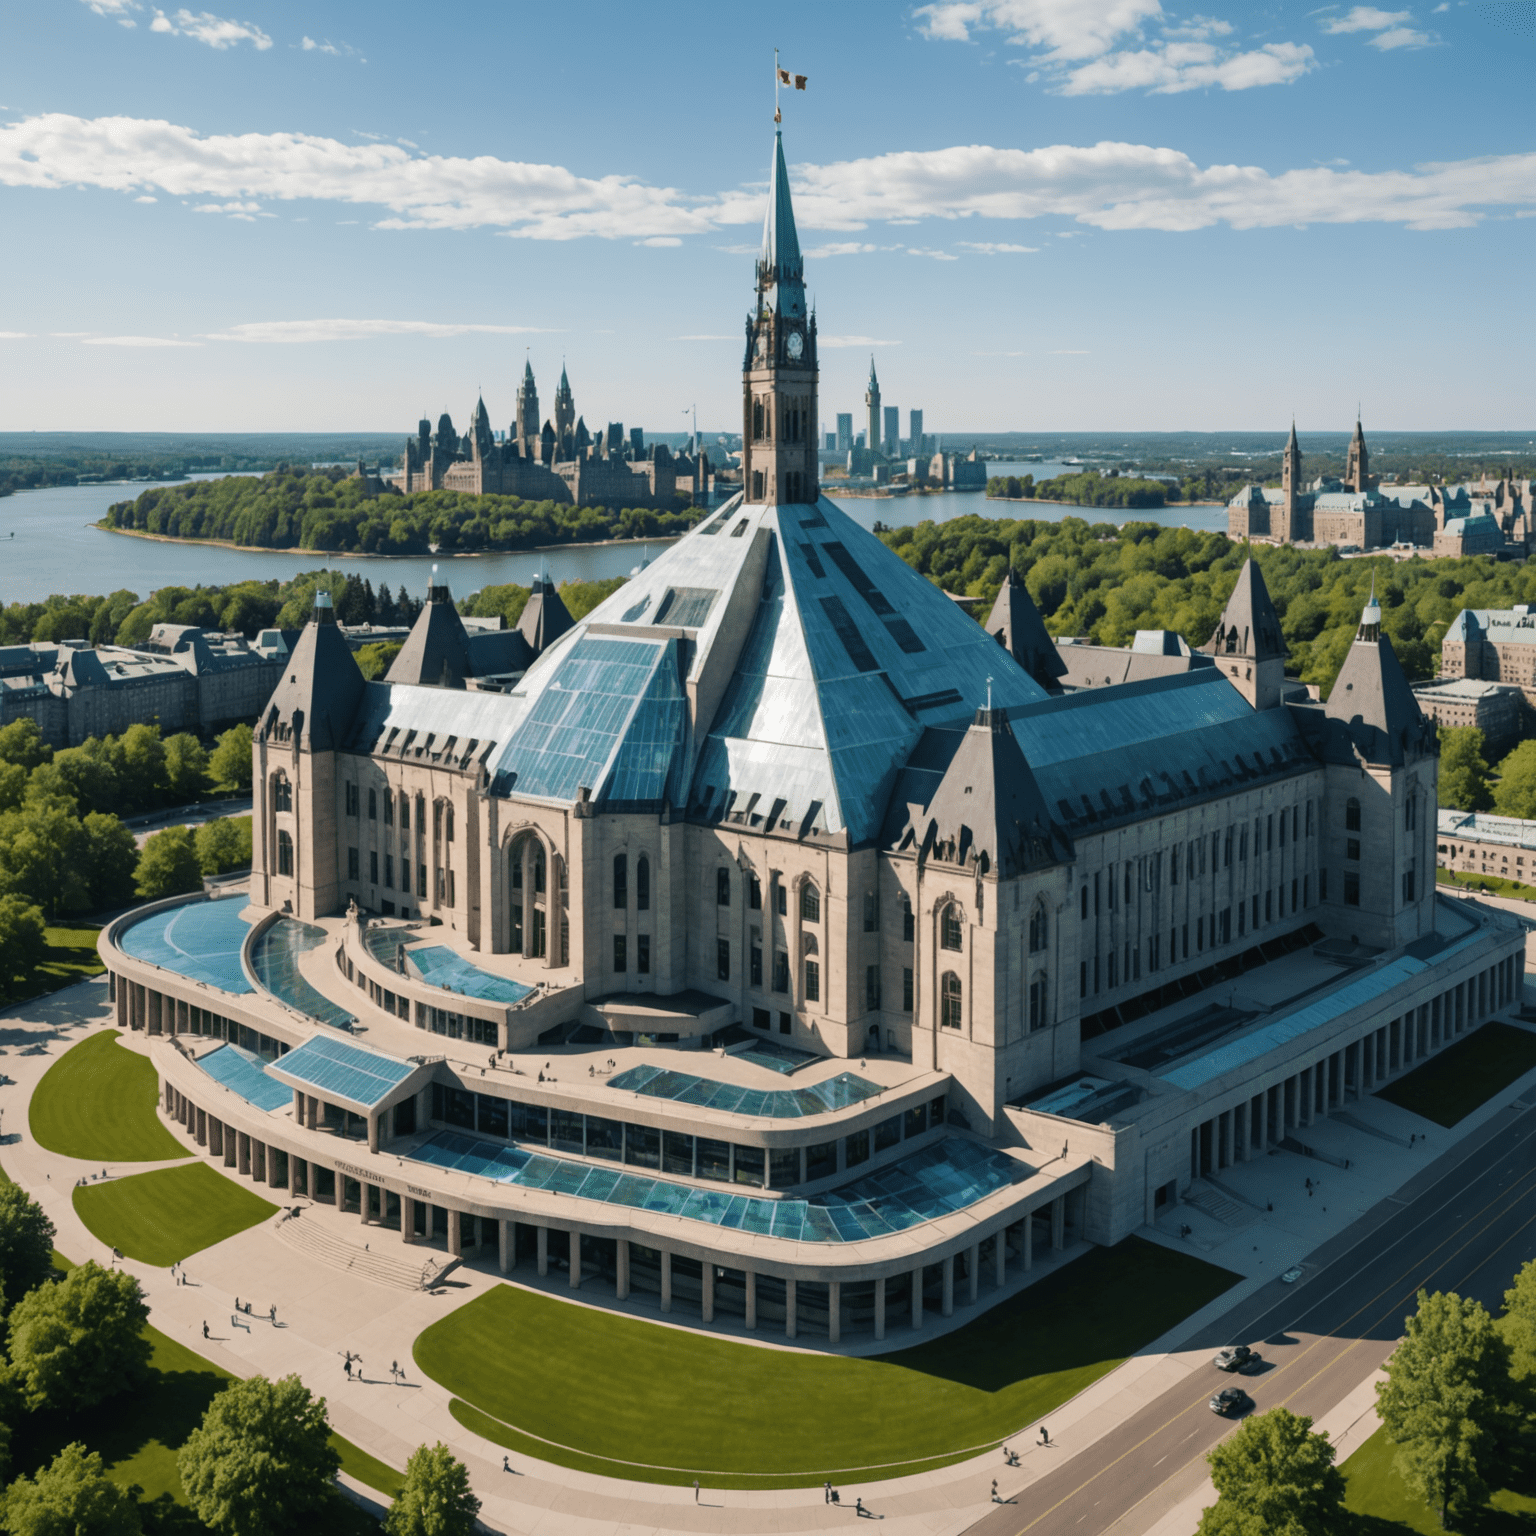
left=742, top=131, right=819, bottom=506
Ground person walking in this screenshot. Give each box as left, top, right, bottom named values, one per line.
left=693, top=1481, right=699, bottom=1503
left=202, top=1321, right=209, bottom=1339
left=503, top=1455, right=511, bottom=1472
left=991, top=1480, right=1000, bottom=1503
left=1040, top=1425, right=1049, bottom=1445
left=825, top=1483, right=831, bottom=1504
left=345, top=1359, right=352, bottom=1381
left=269, top=1304, right=276, bottom=1324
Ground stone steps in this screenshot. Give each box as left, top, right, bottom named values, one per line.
left=1183, top=1181, right=1250, bottom=1227
left=273, top=1213, right=437, bottom=1290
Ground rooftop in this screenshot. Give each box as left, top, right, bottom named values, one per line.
left=1439, top=809, right=1536, bottom=850
left=269, top=1034, right=420, bottom=1111
left=117, top=897, right=255, bottom=995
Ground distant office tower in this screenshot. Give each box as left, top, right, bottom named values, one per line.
left=884, top=406, right=899, bottom=458
left=865, top=358, right=881, bottom=454
left=630, top=427, right=645, bottom=457
left=909, top=410, right=923, bottom=457
left=836, top=413, right=853, bottom=452
left=825, top=432, right=837, bottom=451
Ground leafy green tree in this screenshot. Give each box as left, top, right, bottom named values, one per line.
left=0, top=1180, right=57, bottom=1314
left=355, top=642, right=403, bottom=681
left=177, top=1374, right=341, bottom=1536
left=1439, top=727, right=1493, bottom=813
left=0, top=760, right=28, bottom=813
left=81, top=812, right=140, bottom=910
left=116, top=724, right=166, bottom=811
left=194, top=816, right=252, bottom=875
left=207, top=724, right=253, bottom=793
left=0, top=718, right=51, bottom=771
left=162, top=733, right=209, bottom=804
left=384, top=1442, right=481, bottom=1536
left=1376, top=1288, right=1512, bottom=1527
left=6, top=1260, right=151, bottom=1412
left=134, top=826, right=202, bottom=900
left=1493, top=741, right=1536, bottom=820
left=1, top=1442, right=142, bottom=1536
left=1196, top=1407, right=1345, bottom=1536
left=1499, top=1257, right=1536, bottom=1383
left=0, top=801, right=90, bottom=915
left=0, top=893, right=48, bottom=1001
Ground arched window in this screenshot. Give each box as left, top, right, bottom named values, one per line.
left=716, top=866, right=730, bottom=907
left=637, top=855, right=651, bottom=911
left=800, top=882, right=820, bottom=923
left=613, top=853, right=627, bottom=908
left=941, top=904, right=963, bottom=952
left=1029, top=971, right=1049, bottom=1032
left=941, top=971, right=963, bottom=1030
left=533, top=847, right=545, bottom=893
left=271, top=774, right=292, bottom=813
left=276, top=829, right=293, bottom=876
left=1345, top=797, right=1361, bottom=832
left=1028, top=901, right=1048, bottom=954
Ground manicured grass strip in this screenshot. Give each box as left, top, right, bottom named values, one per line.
left=417, top=1236, right=1239, bottom=1487
left=30, top=1028, right=185, bottom=1161
left=1343, top=1422, right=1536, bottom=1534
left=74, top=1161, right=278, bottom=1266
left=1436, top=868, right=1536, bottom=904
left=1376, top=1021, right=1536, bottom=1129
left=2, top=924, right=106, bottom=1008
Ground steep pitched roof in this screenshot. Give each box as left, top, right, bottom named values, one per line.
left=516, top=575, right=575, bottom=654
left=1203, top=559, right=1286, bottom=664
left=385, top=583, right=474, bottom=689
left=757, top=131, right=805, bottom=321
left=986, top=570, right=1066, bottom=687
left=1322, top=600, right=1432, bottom=767
left=260, top=591, right=366, bottom=751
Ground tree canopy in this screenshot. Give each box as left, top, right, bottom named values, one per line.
left=1, top=1442, right=142, bottom=1536
left=0, top=1181, right=57, bottom=1314
left=1492, top=741, right=1536, bottom=820
left=1439, top=727, right=1493, bottom=813
left=383, top=1443, right=481, bottom=1536
left=1197, top=1407, right=1345, bottom=1536
left=134, top=825, right=203, bottom=900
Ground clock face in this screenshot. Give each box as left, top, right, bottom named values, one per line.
left=786, top=330, right=804, bottom=360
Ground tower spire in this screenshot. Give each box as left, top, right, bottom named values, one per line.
left=757, top=131, right=805, bottom=320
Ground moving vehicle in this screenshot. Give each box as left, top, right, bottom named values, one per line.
left=1210, top=1386, right=1251, bottom=1416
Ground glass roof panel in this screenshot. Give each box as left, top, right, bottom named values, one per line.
left=120, top=897, right=253, bottom=995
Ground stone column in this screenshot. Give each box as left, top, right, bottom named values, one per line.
left=269, top=1150, right=284, bottom=1190
left=1051, top=1195, right=1065, bottom=1250
left=1257, top=1087, right=1269, bottom=1150
left=306, top=1096, right=319, bottom=1131
left=967, top=1243, right=980, bottom=1304
left=569, top=1228, right=582, bottom=1290
left=294, top=1089, right=305, bottom=1121
left=785, top=1276, right=798, bottom=1339
left=874, top=1276, right=886, bottom=1342
left=209, top=1117, right=222, bottom=1157
left=195, top=1108, right=206, bottom=1146
left=401, top=1195, right=417, bottom=1245
left=1236, top=1100, right=1250, bottom=1162
left=359, top=1184, right=371, bottom=1223
left=745, top=1270, right=757, bottom=1331
left=911, top=1268, right=923, bottom=1330
left=615, top=1240, right=629, bottom=1300
left=367, top=1115, right=380, bottom=1154
left=447, top=1211, right=464, bottom=1258
left=290, top=1155, right=303, bottom=1197
left=994, top=1231, right=1007, bottom=1287
left=660, top=1250, right=672, bottom=1313
left=941, top=1254, right=954, bottom=1318
left=498, top=1220, right=513, bottom=1273
left=1023, top=1214, right=1034, bottom=1271
left=702, top=1262, right=715, bottom=1323
left=238, top=1132, right=251, bottom=1176
left=828, top=1280, right=841, bottom=1344
left=536, top=1226, right=548, bottom=1278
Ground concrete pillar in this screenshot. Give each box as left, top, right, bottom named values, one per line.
left=306, top=1095, right=319, bottom=1131
left=785, top=1276, right=797, bottom=1339
left=195, top=1107, right=206, bottom=1146
left=447, top=1211, right=464, bottom=1258
left=1051, top=1195, right=1065, bottom=1251
left=967, top=1242, right=980, bottom=1304
left=536, top=1225, right=548, bottom=1277
left=1257, top=1086, right=1269, bottom=1149
left=828, top=1280, right=841, bottom=1344
left=238, top=1132, right=250, bottom=1176
left=874, top=1276, right=885, bottom=1342
left=569, top=1228, right=582, bottom=1290
left=367, top=1115, right=380, bottom=1155
left=745, top=1270, right=757, bottom=1331
left=911, top=1267, right=923, bottom=1329
left=660, top=1249, right=671, bottom=1313
left=994, top=1231, right=1006, bottom=1287
left=269, top=1150, right=284, bottom=1190
left=209, top=1117, right=222, bottom=1157
left=941, top=1254, right=954, bottom=1317
left=616, top=1240, right=629, bottom=1300
left=358, top=1183, right=370, bottom=1223
left=294, top=1089, right=304, bottom=1122
left=289, top=1154, right=302, bottom=1197
left=401, top=1195, right=417, bottom=1245
left=1237, top=1100, right=1251, bottom=1162
left=224, top=1128, right=237, bottom=1168
left=1023, top=1214, right=1034, bottom=1271
left=702, top=1262, right=715, bottom=1323
left=499, top=1220, right=513, bottom=1274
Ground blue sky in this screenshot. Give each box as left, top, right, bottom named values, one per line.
left=2, top=0, right=1532, bottom=436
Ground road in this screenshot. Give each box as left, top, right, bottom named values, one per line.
left=125, top=796, right=252, bottom=848
left=966, top=1097, right=1536, bottom=1536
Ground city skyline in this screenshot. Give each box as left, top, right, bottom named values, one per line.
left=2, top=0, right=1532, bottom=433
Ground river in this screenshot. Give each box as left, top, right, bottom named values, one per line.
left=0, top=464, right=1229, bottom=605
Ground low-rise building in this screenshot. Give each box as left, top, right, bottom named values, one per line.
left=1438, top=809, right=1536, bottom=886
left=1441, top=606, right=1536, bottom=705
left=1412, top=678, right=1525, bottom=755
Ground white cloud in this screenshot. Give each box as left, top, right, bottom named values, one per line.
left=80, top=0, right=140, bottom=20
left=804, top=241, right=879, bottom=256
left=907, top=246, right=960, bottom=260
left=204, top=319, right=553, bottom=343
left=957, top=240, right=1039, bottom=252
left=819, top=336, right=902, bottom=348
left=1371, top=25, right=1433, bottom=48
left=80, top=335, right=201, bottom=346
left=634, top=236, right=681, bottom=246
left=1320, top=6, right=1410, bottom=32
left=192, top=198, right=266, bottom=217
left=149, top=9, right=272, bottom=49
left=0, top=114, right=712, bottom=241
left=916, top=0, right=1315, bottom=93
left=0, top=331, right=31, bottom=339
left=134, top=194, right=157, bottom=202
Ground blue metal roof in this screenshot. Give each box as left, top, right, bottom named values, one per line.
left=119, top=898, right=254, bottom=995
left=270, top=1035, right=415, bottom=1108
left=408, top=945, right=532, bottom=1005
left=249, top=919, right=357, bottom=1031
left=198, top=1043, right=292, bottom=1112
left=608, top=1063, right=884, bottom=1117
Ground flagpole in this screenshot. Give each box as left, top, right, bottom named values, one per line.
left=774, top=46, right=780, bottom=123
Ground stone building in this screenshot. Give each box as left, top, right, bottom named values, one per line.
left=1412, top=678, right=1524, bottom=755
left=1437, top=809, right=1536, bottom=885
left=1442, top=606, right=1536, bottom=705
left=0, top=628, right=287, bottom=749
left=101, top=130, right=1523, bottom=1344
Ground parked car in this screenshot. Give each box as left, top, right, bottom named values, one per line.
left=1210, top=1386, right=1252, bottom=1416
left=1213, top=1344, right=1257, bottom=1372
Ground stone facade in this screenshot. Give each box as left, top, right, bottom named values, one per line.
left=1442, top=605, right=1536, bottom=706
left=1412, top=678, right=1524, bottom=754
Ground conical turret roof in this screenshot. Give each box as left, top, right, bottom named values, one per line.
left=260, top=589, right=366, bottom=750
left=1202, top=559, right=1286, bottom=664
left=757, top=131, right=805, bottom=320
left=1324, top=592, right=1428, bottom=767
left=986, top=570, right=1066, bottom=688
left=516, top=574, right=574, bottom=655
left=386, top=578, right=474, bottom=690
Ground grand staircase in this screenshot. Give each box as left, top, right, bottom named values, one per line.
left=272, top=1212, right=451, bottom=1290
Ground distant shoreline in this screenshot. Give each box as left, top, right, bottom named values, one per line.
left=95, top=522, right=687, bottom=560
left=983, top=496, right=1227, bottom=510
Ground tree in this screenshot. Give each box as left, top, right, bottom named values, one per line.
left=355, top=642, right=403, bottom=681
left=1493, top=741, right=1536, bottom=821
left=1440, top=727, right=1493, bottom=813
left=134, top=826, right=202, bottom=900
left=116, top=723, right=166, bottom=812
left=0, top=1180, right=57, bottom=1314
left=0, top=760, right=28, bottom=813
left=1376, top=1288, right=1512, bottom=1526
left=6, top=1260, right=152, bottom=1412
left=1196, top=1407, right=1345, bottom=1536
left=194, top=817, right=252, bottom=876
left=1, top=1442, right=142, bottom=1536
left=162, top=733, right=209, bottom=804
left=0, top=801, right=90, bottom=915
left=0, top=718, right=52, bottom=771
left=384, top=1442, right=481, bottom=1536
left=0, top=893, right=48, bottom=1001
left=207, top=724, right=253, bottom=793
left=177, top=1373, right=341, bottom=1536
left=81, top=812, right=140, bottom=910
left=1500, top=1257, right=1536, bottom=1384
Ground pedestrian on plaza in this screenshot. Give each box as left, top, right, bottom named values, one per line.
left=1040, top=1426, right=1049, bottom=1445
left=824, top=1482, right=831, bottom=1504
left=693, top=1481, right=699, bottom=1503
left=391, top=1360, right=398, bottom=1379
left=856, top=1497, right=865, bottom=1516
left=235, top=1296, right=241, bottom=1312
left=503, top=1455, right=511, bottom=1472
left=831, top=1489, right=841, bottom=1505
left=345, top=1359, right=352, bottom=1381
left=991, top=1481, right=999, bottom=1503
left=202, top=1322, right=209, bottom=1339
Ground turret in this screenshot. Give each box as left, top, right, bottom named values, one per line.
left=986, top=570, right=1066, bottom=692
left=385, top=570, right=474, bottom=690
left=1345, top=415, right=1371, bottom=493
left=866, top=356, right=882, bottom=456
left=1201, top=558, right=1287, bottom=710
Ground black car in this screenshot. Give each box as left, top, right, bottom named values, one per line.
left=1209, top=1386, right=1251, bottom=1416
left=1213, top=1344, right=1258, bottom=1372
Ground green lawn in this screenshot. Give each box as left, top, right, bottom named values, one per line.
left=74, top=1161, right=279, bottom=1266
left=1343, top=1423, right=1536, bottom=1534
left=417, top=1236, right=1239, bottom=1488
left=31, top=1028, right=186, bottom=1161
left=1377, top=1022, right=1536, bottom=1129
left=1438, top=868, right=1536, bottom=904
left=2, top=924, right=107, bottom=1007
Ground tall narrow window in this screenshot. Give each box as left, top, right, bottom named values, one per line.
left=800, top=883, right=820, bottom=923
left=1346, top=797, right=1361, bottom=832
left=940, top=972, right=963, bottom=1030
left=276, top=830, right=293, bottom=876
left=864, top=892, right=878, bottom=932
left=1028, top=902, right=1048, bottom=953
left=716, top=867, right=730, bottom=907
left=368, top=788, right=377, bottom=820
left=613, top=934, right=627, bottom=971
left=637, top=855, right=650, bottom=911
left=750, top=876, right=762, bottom=910
left=639, top=935, right=652, bottom=974
left=399, top=792, right=408, bottom=829
left=383, top=792, right=394, bottom=827
left=613, top=854, right=627, bottom=909
left=903, top=898, right=914, bottom=942
left=803, top=958, right=820, bottom=1002
left=941, top=905, right=963, bottom=951
left=272, top=774, right=292, bottom=813
left=717, top=938, right=730, bottom=981
left=1029, top=972, right=1049, bottom=1032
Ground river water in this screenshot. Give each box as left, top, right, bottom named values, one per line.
left=0, top=464, right=1228, bottom=605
